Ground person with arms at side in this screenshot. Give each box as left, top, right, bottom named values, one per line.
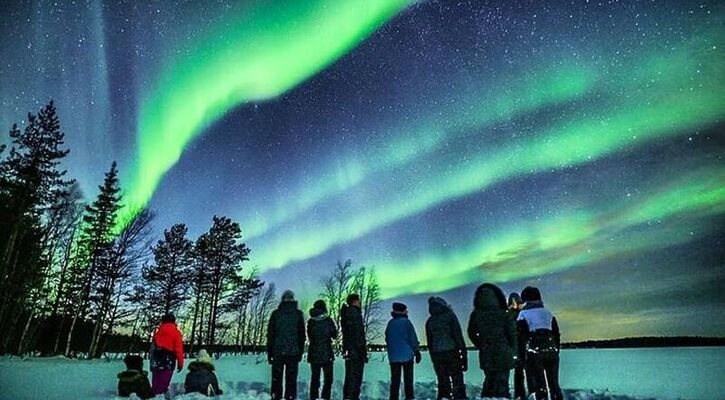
left=184, top=349, right=223, bottom=396
left=517, top=286, right=563, bottom=400
left=117, top=354, right=154, bottom=399
left=341, top=293, right=368, bottom=400
left=267, top=290, right=306, bottom=400
left=150, top=313, right=185, bottom=396
left=307, top=299, right=338, bottom=400
left=467, top=283, right=516, bottom=399
left=385, top=302, right=421, bottom=400
left=508, top=292, right=527, bottom=400
left=426, top=296, right=468, bottom=400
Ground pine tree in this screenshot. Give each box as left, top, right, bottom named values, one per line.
left=193, top=216, right=250, bottom=349
left=142, top=223, right=194, bottom=323
left=0, top=101, right=73, bottom=353
left=64, top=162, right=121, bottom=356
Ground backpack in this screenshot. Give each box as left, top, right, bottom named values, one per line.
left=150, top=342, right=176, bottom=370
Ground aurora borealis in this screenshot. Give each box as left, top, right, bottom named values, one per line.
left=1, top=0, right=724, bottom=341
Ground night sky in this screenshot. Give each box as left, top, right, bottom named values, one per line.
left=1, top=0, right=723, bottom=342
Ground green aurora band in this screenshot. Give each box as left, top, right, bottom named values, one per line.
left=120, top=3, right=724, bottom=300
left=248, top=31, right=725, bottom=279
left=242, top=61, right=598, bottom=239
left=120, top=0, right=412, bottom=227
left=377, top=165, right=725, bottom=297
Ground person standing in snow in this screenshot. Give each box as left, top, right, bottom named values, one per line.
left=267, top=290, right=306, bottom=400
left=307, top=299, right=338, bottom=400
left=467, top=283, right=516, bottom=399
left=425, top=296, right=468, bottom=400
left=341, top=293, right=368, bottom=400
left=508, top=292, right=527, bottom=400
left=517, top=286, right=563, bottom=400
left=184, top=349, right=223, bottom=396
left=150, top=313, right=185, bottom=395
left=117, top=354, right=154, bottom=399
left=385, top=302, right=421, bottom=400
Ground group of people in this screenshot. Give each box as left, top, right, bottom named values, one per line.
left=264, top=285, right=561, bottom=400
left=117, top=284, right=562, bottom=400
left=117, top=313, right=222, bottom=398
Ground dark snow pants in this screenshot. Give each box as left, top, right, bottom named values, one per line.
left=431, top=351, right=466, bottom=400
left=271, top=356, right=299, bottom=400
left=389, top=361, right=414, bottom=400
left=343, top=358, right=365, bottom=400
left=513, top=362, right=526, bottom=399
left=481, top=369, right=510, bottom=398
left=310, top=362, right=333, bottom=400
left=526, top=351, right=563, bottom=400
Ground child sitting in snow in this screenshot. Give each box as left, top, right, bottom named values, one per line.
left=184, top=349, right=223, bottom=396
left=117, top=354, right=154, bottom=399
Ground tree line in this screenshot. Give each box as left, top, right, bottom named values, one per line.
left=0, top=101, right=384, bottom=358
left=0, top=102, right=271, bottom=357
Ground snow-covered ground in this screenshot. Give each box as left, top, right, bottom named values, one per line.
left=0, top=347, right=722, bottom=400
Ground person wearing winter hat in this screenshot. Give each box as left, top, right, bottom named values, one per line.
left=267, top=290, right=306, bottom=400
left=184, top=349, right=223, bottom=396
left=467, top=283, right=516, bottom=399
left=341, top=293, right=367, bottom=400
left=425, top=297, right=468, bottom=400
left=117, top=354, right=154, bottom=399
left=508, top=292, right=527, bottom=400
left=385, top=302, right=421, bottom=400
left=307, top=299, right=338, bottom=400
left=518, top=286, right=562, bottom=400
left=150, top=313, right=185, bottom=395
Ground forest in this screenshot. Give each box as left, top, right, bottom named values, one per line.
left=0, top=101, right=382, bottom=358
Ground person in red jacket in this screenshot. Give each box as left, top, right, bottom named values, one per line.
left=150, top=313, right=185, bottom=395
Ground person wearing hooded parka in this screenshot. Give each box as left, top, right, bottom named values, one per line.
left=267, top=290, right=306, bottom=400
left=184, top=349, right=223, bottom=396
left=307, top=299, right=338, bottom=400
left=425, top=296, right=468, bottom=400
left=467, top=283, right=516, bottom=398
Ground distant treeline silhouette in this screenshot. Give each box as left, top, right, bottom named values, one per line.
left=561, top=336, right=725, bottom=349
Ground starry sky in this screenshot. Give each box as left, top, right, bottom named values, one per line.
left=1, top=0, right=723, bottom=342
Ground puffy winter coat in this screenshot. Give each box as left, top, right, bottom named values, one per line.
left=467, top=283, right=516, bottom=371
left=340, top=303, right=367, bottom=360
left=307, top=307, right=338, bottom=364
left=517, top=300, right=560, bottom=358
left=385, top=312, right=420, bottom=363
left=153, top=322, right=184, bottom=369
left=184, top=361, right=223, bottom=396
left=267, top=301, right=306, bottom=360
left=426, top=297, right=466, bottom=354
left=117, top=369, right=154, bottom=399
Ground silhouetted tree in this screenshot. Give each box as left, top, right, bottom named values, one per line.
left=64, top=162, right=121, bottom=356
left=193, top=216, right=250, bottom=349
left=142, top=224, right=194, bottom=322
left=0, top=101, right=73, bottom=353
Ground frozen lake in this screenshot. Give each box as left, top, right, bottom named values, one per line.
left=0, top=347, right=721, bottom=400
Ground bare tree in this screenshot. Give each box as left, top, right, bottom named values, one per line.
left=350, top=266, right=384, bottom=343
left=319, top=260, right=384, bottom=347
left=87, top=209, right=154, bottom=358
left=320, top=259, right=355, bottom=329
left=247, top=283, right=277, bottom=351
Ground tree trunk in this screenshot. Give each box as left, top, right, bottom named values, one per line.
left=17, top=305, right=36, bottom=355
left=52, top=315, right=67, bottom=355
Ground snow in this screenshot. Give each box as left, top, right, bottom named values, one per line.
left=0, top=348, right=722, bottom=400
